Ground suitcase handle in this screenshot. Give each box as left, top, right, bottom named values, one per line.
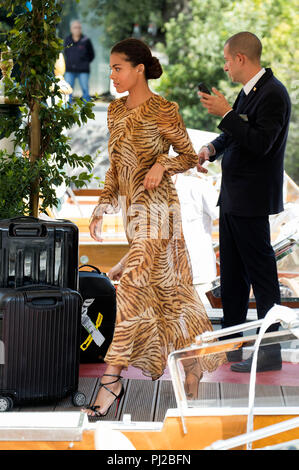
left=79, top=264, right=103, bottom=275
left=9, top=221, right=47, bottom=238
left=12, top=226, right=42, bottom=237
left=25, top=292, right=63, bottom=304
left=15, top=285, right=64, bottom=302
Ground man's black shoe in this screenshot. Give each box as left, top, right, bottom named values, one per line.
left=230, top=349, right=282, bottom=373
left=226, top=349, right=242, bottom=362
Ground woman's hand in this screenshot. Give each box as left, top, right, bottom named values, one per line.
left=89, top=215, right=104, bottom=242
left=108, top=261, right=124, bottom=281
left=143, top=162, right=165, bottom=190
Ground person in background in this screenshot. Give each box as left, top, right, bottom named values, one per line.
left=198, top=31, right=291, bottom=373
left=173, top=170, right=218, bottom=290
left=64, top=20, right=95, bottom=104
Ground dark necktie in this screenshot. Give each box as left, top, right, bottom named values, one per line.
left=236, top=89, right=246, bottom=111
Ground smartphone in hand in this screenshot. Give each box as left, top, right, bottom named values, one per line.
left=198, top=83, right=211, bottom=95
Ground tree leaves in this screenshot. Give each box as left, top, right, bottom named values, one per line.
left=0, top=0, right=97, bottom=217
left=0, top=151, right=38, bottom=218
left=156, top=0, right=299, bottom=182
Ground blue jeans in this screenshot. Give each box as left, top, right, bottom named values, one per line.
left=64, top=72, right=91, bottom=103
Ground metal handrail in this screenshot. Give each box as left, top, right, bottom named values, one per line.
left=168, top=305, right=299, bottom=437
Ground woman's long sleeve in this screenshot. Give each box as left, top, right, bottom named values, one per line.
left=92, top=103, right=120, bottom=217
left=156, top=101, right=198, bottom=175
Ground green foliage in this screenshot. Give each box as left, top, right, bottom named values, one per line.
left=0, top=151, right=37, bottom=218
left=80, top=0, right=161, bottom=47
left=0, top=0, right=96, bottom=217
left=157, top=0, right=299, bottom=182
left=157, top=0, right=233, bottom=131
left=80, top=0, right=186, bottom=48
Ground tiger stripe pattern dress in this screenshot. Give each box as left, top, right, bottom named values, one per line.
left=95, top=94, right=225, bottom=380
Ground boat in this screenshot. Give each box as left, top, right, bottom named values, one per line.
left=1, top=305, right=298, bottom=450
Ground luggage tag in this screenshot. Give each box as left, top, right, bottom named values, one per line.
left=81, top=298, right=105, bottom=349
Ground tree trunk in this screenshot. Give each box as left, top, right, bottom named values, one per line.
left=29, top=100, right=41, bottom=217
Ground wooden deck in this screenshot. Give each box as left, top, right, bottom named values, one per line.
left=9, top=376, right=299, bottom=424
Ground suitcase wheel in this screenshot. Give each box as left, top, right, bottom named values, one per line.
left=0, top=396, right=14, bottom=412
left=72, top=391, right=86, bottom=407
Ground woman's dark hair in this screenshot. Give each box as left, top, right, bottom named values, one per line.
left=111, top=38, right=163, bottom=80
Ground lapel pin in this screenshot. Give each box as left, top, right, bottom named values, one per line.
left=253, top=87, right=257, bottom=91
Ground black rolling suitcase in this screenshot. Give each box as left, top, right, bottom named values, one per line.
left=79, top=265, right=116, bottom=363
left=0, top=285, right=86, bottom=411
left=0, top=216, right=79, bottom=290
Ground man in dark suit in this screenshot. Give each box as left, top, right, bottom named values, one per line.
left=198, top=32, right=291, bottom=372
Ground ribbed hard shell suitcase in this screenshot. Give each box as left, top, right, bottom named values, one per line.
left=0, top=286, right=86, bottom=411
left=79, top=265, right=116, bottom=363
left=0, top=216, right=79, bottom=290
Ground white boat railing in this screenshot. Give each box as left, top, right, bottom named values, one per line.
left=168, top=305, right=299, bottom=443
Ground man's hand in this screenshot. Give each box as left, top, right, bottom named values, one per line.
left=197, top=145, right=215, bottom=172
left=143, top=162, right=165, bottom=190
left=198, top=146, right=210, bottom=165
left=199, top=87, right=232, bottom=117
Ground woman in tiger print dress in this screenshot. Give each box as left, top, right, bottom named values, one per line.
left=84, top=39, right=225, bottom=417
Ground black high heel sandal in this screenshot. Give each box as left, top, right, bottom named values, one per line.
left=83, top=373, right=124, bottom=418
